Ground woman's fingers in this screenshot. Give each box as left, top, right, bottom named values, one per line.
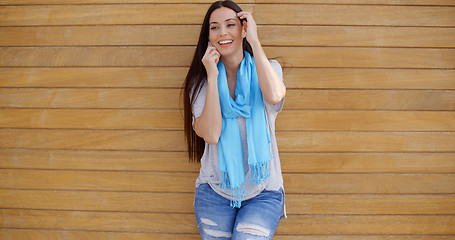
left=237, top=11, right=253, bottom=22
left=202, top=45, right=220, bottom=68
left=237, top=11, right=259, bottom=44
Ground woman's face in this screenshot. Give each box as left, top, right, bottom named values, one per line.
left=208, top=7, right=246, bottom=58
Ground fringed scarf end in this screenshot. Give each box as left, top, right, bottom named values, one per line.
left=230, top=184, right=245, bottom=208
left=220, top=171, right=229, bottom=191
left=220, top=171, right=245, bottom=208
left=249, top=160, right=271, bottom=185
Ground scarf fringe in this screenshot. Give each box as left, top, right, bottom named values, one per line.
left=249, top=161, right=271, bottom=185
left=220, top=160, right=271, bottom=208
left=220, top=171, right=245, bottom=208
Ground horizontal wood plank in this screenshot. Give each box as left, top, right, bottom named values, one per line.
left=1, top=149, right=453, bottom=174
left=2, top=109, right=454, bottom=131
left=0, top=88, right=183, bottom=109
left=259, top=26, right=455, bottom=48
left=280, top=152, right=455, bottom=173
left=2, top=189, right=454, bottom=215
left=1, top=68, right=454, bottom=90
left=283, top=68, right=455, bottom=90
left=1, top=230, right=454, bottom=240
left=1, top=169, right=454, bottom=193
left=256, top=0, right=455, bottom=4
left=2, top=25, right=454, bottom=48
left=265, top=47, right=455, bottom=69
left=285, top=194, right=455, bottom=215
left=0, top=47, right=195, bottom=67
left=0, top=67, right=187, bottom=88
left=277, top=215, right=455, bottom=235
left=1, top=129, right=454, bottom=152
left=0, top=209, right=197, bottom=234
left=1, top=209, right=454, bottom=235
left=283, top=173, right=455, bottom=194
left=1, top=89, right=454, bottom=110
left=284, top=89, right=455, bottom=111
left=0, top=109, right=184, bottom=130
left=0, top=230, right=200, bottom=240
left=255, top=4, right=455, bottom=27
left=0, top=169, right=198, bottom=193
left=277, top=131, right=455, bottom=152
left=0, top=149, right=200, bottom=172
left=0, top=190, right=195, bottom=213
left=1, top=5, right=454, bottom=26
left=0, top=4, right=206, bottom=26
left=2, top=47, right=454, bottom=68
left=0, top=129, right=187, bottom=151
left=277, top=110, right=455, bottom=131
left=1, top=0, right=455, bottom=5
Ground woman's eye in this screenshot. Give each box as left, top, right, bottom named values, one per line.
left=210, top=26, right=218, bottom=30
left=228, top=24, right=235, bottom=27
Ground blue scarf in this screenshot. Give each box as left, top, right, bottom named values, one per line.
left=217, top=51, right=271, bottom=208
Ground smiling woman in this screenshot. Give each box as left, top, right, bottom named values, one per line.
left=181, top=1, right=286, bottom=239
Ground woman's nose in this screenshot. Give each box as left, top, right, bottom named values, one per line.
left=219, top=26, right=228, bottom=37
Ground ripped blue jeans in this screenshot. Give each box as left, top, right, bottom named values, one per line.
left=194, top=183, right=284, bottom=240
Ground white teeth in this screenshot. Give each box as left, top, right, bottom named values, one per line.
left=219, top=40, right=233, bottom=45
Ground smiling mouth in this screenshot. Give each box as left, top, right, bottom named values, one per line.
left=218, top=40, right=233, bottom=45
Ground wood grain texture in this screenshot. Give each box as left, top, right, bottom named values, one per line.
left=1, top=209, right=454, bottom=235
left=283, top=173, right=455, bottom=194
left=277, top=131, right=455, bottom=152
left=2, top=46, right=454, bottom=68
left=0, top=129, right=187, bottom=151
left=1, top=0, right=454, bottom=238
left=1, top=4, right=454, bottom=26
left=1, top=169, right=454, bottom=194
left=1, top=129, right=454, bottom=152
left=0, top=109, right=184, bottom=130
left=280, top=152, right=455, bottom=173
left=1, top=0, right=455, bottom=5
left=283, top=68, right=455, bottom=90
left=1, top=230, right=455, bottom=240
left=2, top=25, right=454, bottom=48
left=0, top=88, right=183, bottom=109
left=1, top=149, right=453, bottom=173
left=2, top=109, right=454, bottom=131
left=277, top=110, right=455, bottom=131
left=1, top=189, right=454, bottom=215
left=284, top=89, right=455, bottom=111
left=276, top=215, right=455, bottom=235
left=1, top=89, right=454, bottom=110
left=0, top=149, right=199, bottom=172
left=0, top=230, right=201, bottom=240
left=255, top=4, right=455, bottom=26
left=1, top=68, right=454, bottom=90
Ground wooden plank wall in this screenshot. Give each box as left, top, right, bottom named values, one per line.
left=0, top=0, right=454, bottom=239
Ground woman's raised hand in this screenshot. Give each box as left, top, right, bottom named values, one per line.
left=237, top=11, right=259, bottom=45
left=202, top=42, right=220, bottom=79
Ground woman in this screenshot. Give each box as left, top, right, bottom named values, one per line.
left=182, top=1, right=286, bottom=239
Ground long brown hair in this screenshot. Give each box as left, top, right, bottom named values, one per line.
left=182, top=0, right=253, bottom=162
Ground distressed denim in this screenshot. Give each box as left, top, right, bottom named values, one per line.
left=194, top=183, right=284, bottom=240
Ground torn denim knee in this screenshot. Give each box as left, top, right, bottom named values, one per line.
left=236, top=223, right=271, bottom=237
left=198, top=218, right=233, bottom=239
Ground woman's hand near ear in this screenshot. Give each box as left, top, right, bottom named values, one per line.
left=237, top=11, right=259, bottom=45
